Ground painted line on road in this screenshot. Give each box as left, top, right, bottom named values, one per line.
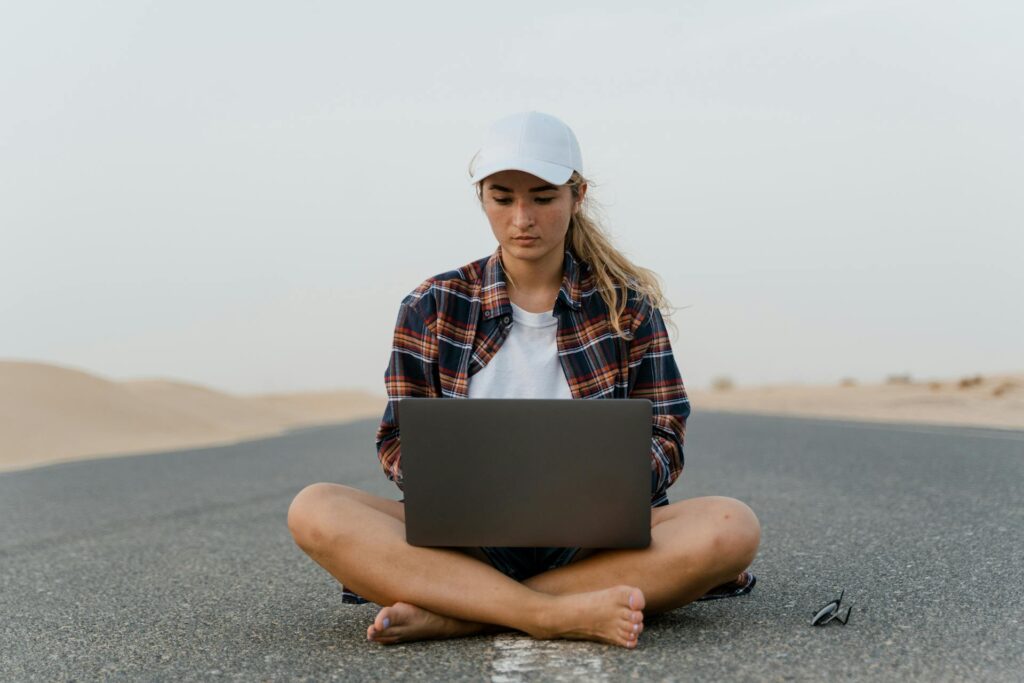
left=490, top=633, right=608, bottom=683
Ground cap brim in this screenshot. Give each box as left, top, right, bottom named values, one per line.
left=469, top=157, right=574, bottom=186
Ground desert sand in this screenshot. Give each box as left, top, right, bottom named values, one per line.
left=689, top=373, right=1024, bottom=431
left=2, top=361, right=1021, bottom=473
left=0, top=361, right=386, bottom=472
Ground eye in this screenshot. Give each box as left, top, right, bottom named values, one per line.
left=535, top=197, right=555, bottom=205
left=492, top=197, right=512, bottom=205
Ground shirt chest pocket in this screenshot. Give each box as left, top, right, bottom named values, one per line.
left=564, top=330, right=630, bottom=399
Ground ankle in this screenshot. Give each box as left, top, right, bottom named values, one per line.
left=524, top=595, right=565, bottom=639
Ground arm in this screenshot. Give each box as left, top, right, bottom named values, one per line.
left=625, top=304, right=690, bottom=505
left=375, top=298, right=441, bottom=490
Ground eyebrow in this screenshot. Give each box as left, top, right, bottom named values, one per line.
left=488, top=184, right=559, bottom=193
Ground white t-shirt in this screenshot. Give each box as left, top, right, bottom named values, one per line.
left=467, top=302, right=573, bottom=399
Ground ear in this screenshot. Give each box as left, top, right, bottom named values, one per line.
left=574, top=182, right=588, bottom=211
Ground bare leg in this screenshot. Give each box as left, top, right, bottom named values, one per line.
left=282, top=486, right=506, bottom=643
left=284, top=485, right=757, bottom=647
left=525, top=497, right=760, bottom=612
left=288, top=484, right=646, bottom=648
left=294, top=488, right=509, bottom=643
left=365, top=494, right=759, bottom=644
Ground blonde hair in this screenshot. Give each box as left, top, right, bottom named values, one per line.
left=474, top=170, right=678, bottom=339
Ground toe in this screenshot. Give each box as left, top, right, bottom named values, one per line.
left=374, top=608, right=393, bottom=632
left=628, top=587, right=646, bottom=612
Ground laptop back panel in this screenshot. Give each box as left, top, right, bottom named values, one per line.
left=401, top=398, right=652, bottom=548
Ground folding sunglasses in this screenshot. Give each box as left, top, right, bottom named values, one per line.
left=811, top=589, right=853, bottom=626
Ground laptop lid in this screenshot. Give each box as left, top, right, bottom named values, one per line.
left=400, top=398, right=652, bottom=548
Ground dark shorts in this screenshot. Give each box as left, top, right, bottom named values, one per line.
left=477, top=546, right=583, bottom=581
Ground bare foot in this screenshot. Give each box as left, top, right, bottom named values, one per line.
left=533, top=585, right=646, bottom=649
left=366, top=602, right=488, bottom=645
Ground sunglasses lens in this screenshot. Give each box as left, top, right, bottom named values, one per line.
left=811, top=603, right=837, bottom=626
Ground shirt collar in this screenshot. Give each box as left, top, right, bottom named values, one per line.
left=480, top=245, right=585, bottom=321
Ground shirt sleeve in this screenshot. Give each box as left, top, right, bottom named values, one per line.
left=625, top=304, right=690, bottom=505
left=375, top=299, right=441, bottom=491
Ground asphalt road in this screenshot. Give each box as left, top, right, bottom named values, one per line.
left=2, top=412, right=1022, bottom=682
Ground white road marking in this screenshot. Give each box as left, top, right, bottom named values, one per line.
left=490, top=633, right=609, bottom=683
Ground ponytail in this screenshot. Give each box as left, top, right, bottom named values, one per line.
left=563, top=172, right=678, bottom=339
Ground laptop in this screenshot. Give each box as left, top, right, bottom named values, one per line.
left=400, top=397, right=652, bottom=548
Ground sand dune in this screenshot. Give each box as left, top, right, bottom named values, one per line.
left=3, top=360, right=1021, bottom=473
left=249, top=391, right=389, bottom=426
left=0, top=361, right=385, bottom=472
left=689, top=373, right=1024, bottom=431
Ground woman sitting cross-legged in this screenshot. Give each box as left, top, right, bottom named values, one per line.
left=287, top=112, right=761, bottom=649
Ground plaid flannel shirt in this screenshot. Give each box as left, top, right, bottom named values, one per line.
left=376, top=245, right=690, bottom=507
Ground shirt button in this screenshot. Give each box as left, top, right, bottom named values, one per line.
left=501, top=315, right=511, bottom=325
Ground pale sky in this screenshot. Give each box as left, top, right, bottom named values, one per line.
left=2, top=1, right=1022, bottom=395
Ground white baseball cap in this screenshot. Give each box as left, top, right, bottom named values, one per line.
left=469, top=111, right=583, bottom=185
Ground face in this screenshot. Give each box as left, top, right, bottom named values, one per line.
left=480, top=170, right=586, bottom=267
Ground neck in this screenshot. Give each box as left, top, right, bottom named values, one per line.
left=500, top=244, right=565, bottom=296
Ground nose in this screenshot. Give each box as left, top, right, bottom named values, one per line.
left=512, top=198, right=535, bottom=228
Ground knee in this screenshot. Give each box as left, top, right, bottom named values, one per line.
left=287, top=482, right=341, bottom=552
left=703, top=496, right=761, bottom=573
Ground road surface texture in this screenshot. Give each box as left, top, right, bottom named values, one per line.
left=2, top=412, right=1022, bottom=681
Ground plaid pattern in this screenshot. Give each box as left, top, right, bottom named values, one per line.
left=377, top=244, right=689, bottom=503
left=340, top=245, right=690, bottom=605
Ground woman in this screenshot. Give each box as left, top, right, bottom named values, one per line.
left=287, top=112, right=761, bottom=649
